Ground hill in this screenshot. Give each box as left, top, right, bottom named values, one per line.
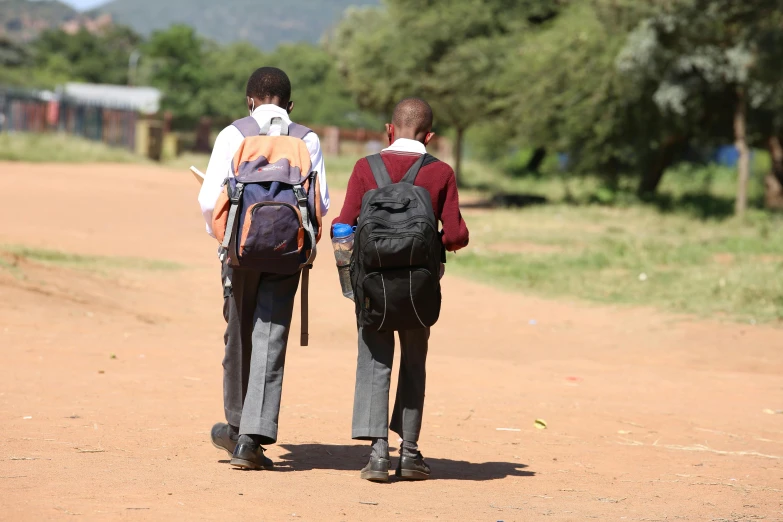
left=0, top=0, right=76, bottom=41
left=98, top=0, right=380, bottom=50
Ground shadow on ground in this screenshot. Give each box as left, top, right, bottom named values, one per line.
left=273, top=444, right=535, bottom=482
left=461, top=192, right=549, bottom=210
left=642, top=192, right=738, bottom=220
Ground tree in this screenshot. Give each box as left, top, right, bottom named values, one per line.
left=334, top=0, right=535, bottom=182
left=143, top=25, right=209, bottom=128
left=267, top=43, right=381, bottom=129
left=197, top=41, right=267, bottom=125
left=495, top=0, right=663, bottom=190
left=32, top=26, right=142, bottom=85
left=617, top=0, right=783, bottom=215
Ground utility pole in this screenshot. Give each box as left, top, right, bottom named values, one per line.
left=128, top=50, right=141, bottom=86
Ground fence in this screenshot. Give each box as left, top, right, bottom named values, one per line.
left=308, top=124, right=452, bottom=159
left=0, top=88, right=139, bottom=151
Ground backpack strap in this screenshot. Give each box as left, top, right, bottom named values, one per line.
left=232, top=116, right=261, bottom=137
left=289, top=123, right=313, bottom=140
left=367, top=154, right=393, bottom=188
left=400, top=153, right=434, bottom=184
left=233, top=116, right=297, bottom=137
left=217, top=181, right=245, bottom=263
left=422, top=154, right=439, bottom=168
left=300, top=267, right=310, bottom=346
left=293, top=175, right=318, bottom=347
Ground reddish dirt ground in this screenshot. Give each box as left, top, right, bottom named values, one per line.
left=0, top=162, right=782, bottom=521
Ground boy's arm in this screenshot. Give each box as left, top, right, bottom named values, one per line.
left=331, top=158, right=369, bottom=235
left=440, top=168, right=470, bottom=252
left=198, top=126, right=239, bottom=238
left=304, top=133, right=330, bottom=216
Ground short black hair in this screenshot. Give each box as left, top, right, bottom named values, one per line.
left=246, top=67, right=292, bottom=104
left=392, top=98, right=434, bottom=134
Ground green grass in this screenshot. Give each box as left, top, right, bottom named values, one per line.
left=322, top=153, right=363, bottom=190
left=1, top=246, right=182, bottom=272
left=0, top=132, right=144, bottom=163
left=0, top=131, right=363, bottom=188
left=452, top=149, right=783, bottom=324
left=450, top=196, right=783, bottom=323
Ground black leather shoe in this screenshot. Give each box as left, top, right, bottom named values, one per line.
left=210, top=423, right=238, bottom=456
left=396, top=453, right=431, bottom=480
left=360, top=456, right=390, bottom=482
left=230, top=442, right=274, bottom=470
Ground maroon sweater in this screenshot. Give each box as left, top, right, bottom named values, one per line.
left=334, top=151, right=469, bottom=251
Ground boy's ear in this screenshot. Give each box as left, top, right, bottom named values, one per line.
left=385, top=123, right=394, bottom=145
left=286, top=101, right=294, bottom=114
left=246, top=96, right=253, bottom=112
left=424, top=132, right=435, bottom=146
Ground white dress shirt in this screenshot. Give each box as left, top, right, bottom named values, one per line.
left=198, top=104, right=330, bottom=237
left=382, top=138, right=427, bottom=155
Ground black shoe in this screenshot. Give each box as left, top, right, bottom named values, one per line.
left=230, top=442, right=274, bottom=470
left=396, top=453, right=431, bottom=480
left=210, top=423, right=238, bottom=456
left=360, top=456, right=390, bottom=482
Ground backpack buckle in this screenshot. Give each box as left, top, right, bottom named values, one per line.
left=229, top=183, right=244, bottom=204
left=293, top=185, right=308, bottom=203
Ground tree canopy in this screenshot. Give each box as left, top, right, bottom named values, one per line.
left=4, top=0, right=783, bottom=213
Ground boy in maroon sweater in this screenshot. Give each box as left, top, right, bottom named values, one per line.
left=335, top=98, right=469, bottom=482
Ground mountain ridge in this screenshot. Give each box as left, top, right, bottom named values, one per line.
left=2, top=0, right=380, bottom=49
left=97, top=0, right=379, bottom=50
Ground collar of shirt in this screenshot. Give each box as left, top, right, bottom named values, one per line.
left=251, top=104, right=292, bottom=128
left=382, top=138, right=427, bottom=155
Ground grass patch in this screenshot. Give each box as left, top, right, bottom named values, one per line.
left=1, top=245, right=182, bottom=272
left=0, top=132, right=363, bottom=189
left=451, top=148, right=783, bottom=322
left=0, top=132, right=144, bottom=163
left=450, top=203, right=783, bottom=323
left=460, top=155, right=770, bottom=220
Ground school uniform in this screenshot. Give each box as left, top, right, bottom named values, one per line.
left=334, top=138, right=469, bottom=444
left=200, top=104, right=330, bottom=444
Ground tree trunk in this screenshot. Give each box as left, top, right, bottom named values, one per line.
left=637, top=135, right=686, bottom=196
left=765, top=135, right=783, bottom=210
left=734, top=88, right=750, bottom=217
left=454, top=126, right=464, bottom=187
left=525, top=147, right=547, bottom=173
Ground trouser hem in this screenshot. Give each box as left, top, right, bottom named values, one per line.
left=225, top=408, right=242, bottom=428
left=239, top=418, right=278, bottom=444
left=352, top=429, right=388, bottom=441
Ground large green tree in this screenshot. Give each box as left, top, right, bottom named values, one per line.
left=492, top=0, right=681, bottom=193
left=33, top=26, right=142, bottom=85
left=334, top=1, right=541, bottom=181
left=143, top=25, right=209, bottom=128
left=617, top=0, right=783, bottom=215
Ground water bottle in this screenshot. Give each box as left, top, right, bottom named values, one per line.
left=332, top=223, right=355, bottom=301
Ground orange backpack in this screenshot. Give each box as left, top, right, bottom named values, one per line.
left=213, top=116, right=323, bottom=345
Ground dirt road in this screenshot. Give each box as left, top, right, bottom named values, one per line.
left=1, top=163, right=781, bottom=521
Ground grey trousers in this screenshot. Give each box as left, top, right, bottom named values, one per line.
left=352, top=326, right=429, bottom=442
left=222, top=262, right=300, bottom=445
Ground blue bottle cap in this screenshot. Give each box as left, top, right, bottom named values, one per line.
left=332, top=223, right=354, bottom=238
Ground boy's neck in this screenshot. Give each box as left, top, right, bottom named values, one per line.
left=251, top=96, right=289, bottom=112
left=393, top=128, right=430, bottom=144
left=394, top=137, right=424, bottom=144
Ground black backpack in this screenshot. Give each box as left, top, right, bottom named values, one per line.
left=351, top=153, right=443, bottom=331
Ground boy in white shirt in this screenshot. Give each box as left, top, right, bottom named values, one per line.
left=199, top=67, right=330, bottom=469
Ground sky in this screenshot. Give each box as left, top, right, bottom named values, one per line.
left=57, top=0, right=111, bottom=11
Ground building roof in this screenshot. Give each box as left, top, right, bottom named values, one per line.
left=61, top=83, right=162, bottom=115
